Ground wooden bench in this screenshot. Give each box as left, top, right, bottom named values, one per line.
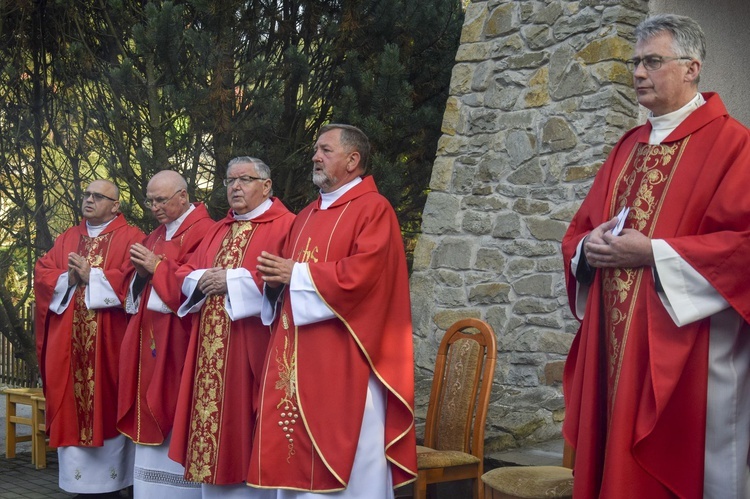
left=31, top=393, right=54, bottom=468
left=3, top=387, right=43, bottom=462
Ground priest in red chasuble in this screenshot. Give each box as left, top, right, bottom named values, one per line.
left=117, top=170, right=214, bottom=498
left=562, top=14, right=750, bottom=499
left=34, top=179, right=145, bottom=496
left=252, top=124, right=417, bottom=498
left=167, top=157, right=295, bottom=497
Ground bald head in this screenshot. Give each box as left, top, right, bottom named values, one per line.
left=145, top=170, right=190, bottom=224
left=148, top=170, right=188, bottom=192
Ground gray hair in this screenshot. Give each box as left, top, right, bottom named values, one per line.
left=226, top=156, right=273, bottom=196
left=227, top=156, right=271, bottom=178
left=635, top=14, right=706, bottom=63
left=318, top=123, right=371, bottom=172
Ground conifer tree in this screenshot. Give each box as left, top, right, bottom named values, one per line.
left=0, top=0, right=463, bottom=376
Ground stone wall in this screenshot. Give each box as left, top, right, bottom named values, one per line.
left=410, top=0, right=648, bottom=453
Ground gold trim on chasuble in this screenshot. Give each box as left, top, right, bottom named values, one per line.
left=133, top=234, right=166, bottom=443
left=71, top=233, right=113, bottom=446
left=184, top=221, right=256, bottom=482
left=269, top=204, right=350, bottom=482
left=602, top=139, right=689, bottom=420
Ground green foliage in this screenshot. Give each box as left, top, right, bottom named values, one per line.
left=0, top=0, right=463, bottom=364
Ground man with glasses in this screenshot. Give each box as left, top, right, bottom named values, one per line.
left=35, top=179, right=145, bottom=497
left=117, top=170, right=214, bottom=498
left=168, top=157, right=294, bottom=497
left=563, top=14, right=750, bottom=499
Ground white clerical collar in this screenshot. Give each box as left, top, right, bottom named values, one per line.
left=86, top=216, right=116, bottom=237
left=320, top=177, right=362, bottom=210
left=164, top=204, right=195, bottom=241
left=648, top=93, right=705, bottom=144
left=233, top=197, right=272, bottom=220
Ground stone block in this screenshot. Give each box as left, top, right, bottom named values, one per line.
left=475, top=247, right=506, bottom=273
left=543, top=360, right=565, bottom=385
left=522, top=25, right=554, bottom=50
left=512, top=297, right=560, bottom=315
left=506, top=258, right=535, bottom=278
left=492, top=212, right=522, bottom=238
left=529, top=1, right=563, bottom=25
left=421, top=192, right=461, bottom=234
left=462, top=210, right=493, bottom=235
left=468, top=282, right=512, bottom=305
left=506, top=129, right=536, bottom=166
left=508, top=159, right=544, bottom=185
left=513, top=274, right=554, bottom=297
left=564, top=161, right=601, bottom=181
left=455, top=41, right=493, bottom=62
left=502, top=239, right=559, bottom=257
left=506, top=51, right=549, bottom=70
left=485, top=3, right=515, bottom=38
left=526, top=216, right=568, bottom=241
left=449, top=63, right=474, bottom=95
left=576, top=36, right=633, bottom=63
left=461, top=2, right=489, bottom=44
left=432, top=236, right=475, bottom=269
left=513, top=198, right=551, bottom=216
left=433, top=268, right=464, bottom=287
left=542, top=116, right=577, bottom=152
left=428, top=155, right=455, bottom=191
left=435, top=286, right=468, bottom=307
left=432, top=308, right=482, bottom=330
left=410, top=236, right=436, bottom=271
left=550, top=62, right=599, bottom=100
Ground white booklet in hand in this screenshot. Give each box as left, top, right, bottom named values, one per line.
left=611, top=206, right=630, bottom=236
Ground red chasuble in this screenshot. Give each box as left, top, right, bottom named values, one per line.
left=562, top=93, right=750, bottom=498
left=168, top=198, right=294, bottom=485
left=34, top=213, right=145, bottom=448
left=248, top=176, right=417, bottom=491
left=117, top=203, right=215, bottom=444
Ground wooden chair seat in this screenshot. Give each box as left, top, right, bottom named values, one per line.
left=481, top=466, right=573, bottom=499
left=417, top=445, right=481, bottom=468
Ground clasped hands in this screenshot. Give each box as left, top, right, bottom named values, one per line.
left=67, top=253, right=91, bottom=286
left=584, top=216, right=655, bottom=269
left=129, top=243, right=163, bottom=277
left=190, top=251, right=294, bottom=296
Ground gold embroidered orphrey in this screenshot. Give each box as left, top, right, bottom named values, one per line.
left=602, top=139, right=688, bottom=420
left=272, top=234, right=327, bottom=465
left=267, top=208, right=348, bottom=468
left=71, top=233, right=112, bottom=446
left=184, top=221, right=256, bottom=482
left=274, top=312, right=298, bottom=463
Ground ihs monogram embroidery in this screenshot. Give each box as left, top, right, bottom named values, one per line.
left=297, top=237, right=319, bottom=263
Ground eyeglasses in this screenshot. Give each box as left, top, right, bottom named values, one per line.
left=625, top=55, right=693, bottom=72
left=223, top=175, right=266, bottom=187
left=144, top=189, right=184, bottom=209
left=82, top=191, right=118, bottom=203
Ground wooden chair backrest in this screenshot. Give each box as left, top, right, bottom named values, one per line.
left=423, top=318, right=497, bottom=459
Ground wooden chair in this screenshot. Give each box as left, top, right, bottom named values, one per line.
left=2, top=387, right=43, bottom=461
left=480, top=442, right=575, bottom=498
left=414, top=318, right=497, bottom=499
